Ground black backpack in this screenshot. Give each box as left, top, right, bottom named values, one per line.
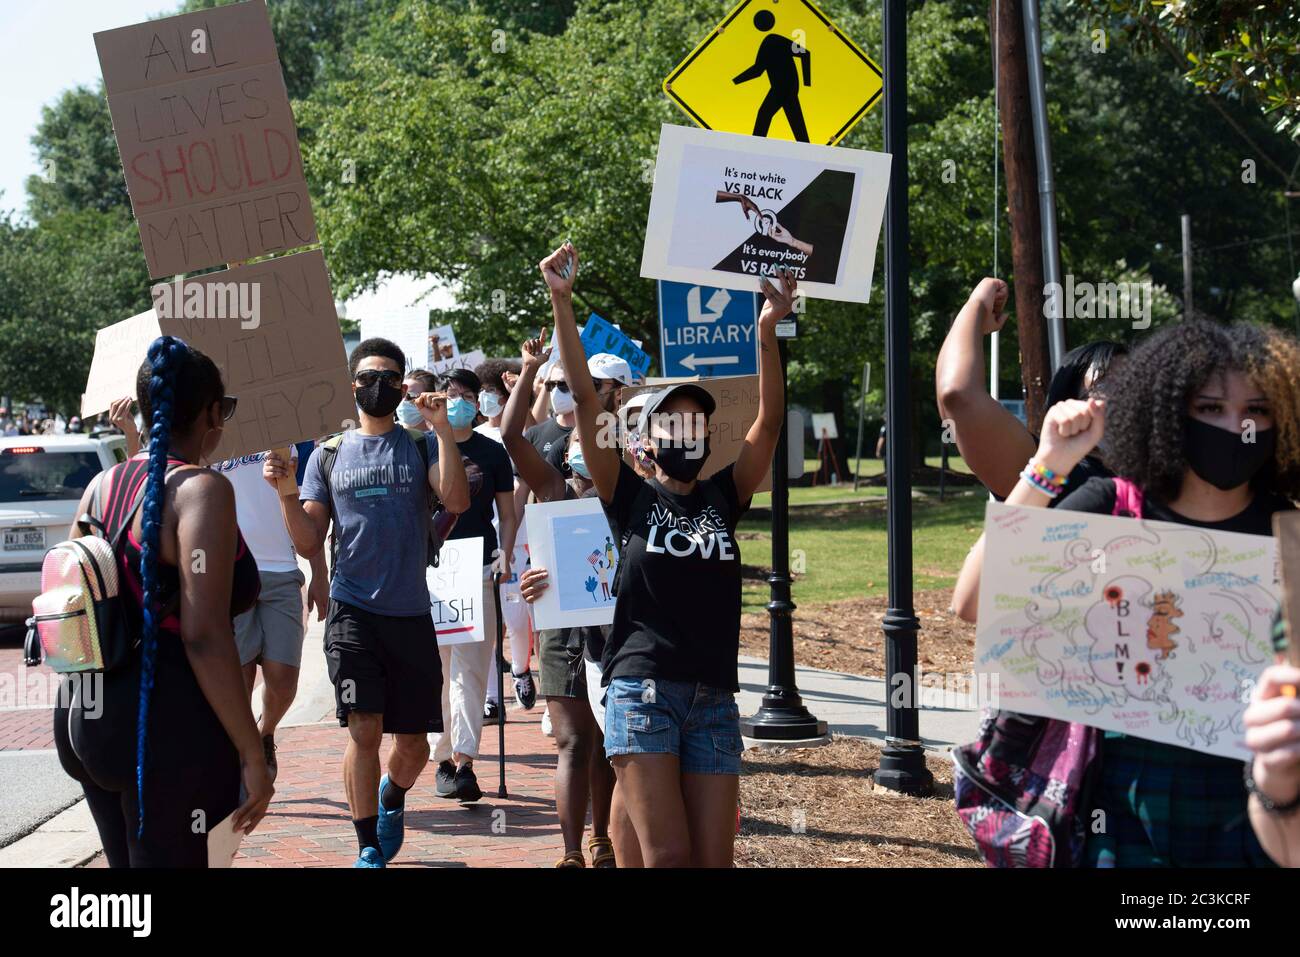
left=316, top=427, right=454, bottom=572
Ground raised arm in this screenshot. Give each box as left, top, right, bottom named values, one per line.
left=935, top=278, right=1034, bottom=498
left=416, top=391, right=471, bottom=514
left=733, top=270, right=794, bottom=501
left=265, top=451, right=329, bottom=558
left=502, top=328, right=567, bottom=502
left=540, top=242, right=620, bottom=502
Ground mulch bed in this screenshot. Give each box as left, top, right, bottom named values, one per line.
left=739, top=588, right=976, bottom=678
left=736, top=736, right=981, bottom=868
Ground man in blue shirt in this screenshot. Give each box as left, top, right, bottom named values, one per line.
left=264, top=338, right=469, bottom=868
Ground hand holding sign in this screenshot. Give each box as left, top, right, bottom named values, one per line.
left=758, top=268, right=798, bottom=333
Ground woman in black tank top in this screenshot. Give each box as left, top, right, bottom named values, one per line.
left=54, top=336, right=272, bottom=867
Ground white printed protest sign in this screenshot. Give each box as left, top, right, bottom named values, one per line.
left=640, top=124, right=890, bottom=303
left=525, top=498, right=618, bottom=630
left=975, top=502, right=1279, bottom=759
left=359, top=310, right=428, bottom=373
left=427, top=536, right=485, bottom=645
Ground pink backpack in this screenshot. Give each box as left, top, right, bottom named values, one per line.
left=952, top=478, right=1142, bottom=867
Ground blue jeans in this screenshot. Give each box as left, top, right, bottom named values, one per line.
left=603, top=676, right=743, bottom=775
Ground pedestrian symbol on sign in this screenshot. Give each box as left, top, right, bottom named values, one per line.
left=662, top=0, right=882, bottom=147
left=732, top=9, right=812, bottom=142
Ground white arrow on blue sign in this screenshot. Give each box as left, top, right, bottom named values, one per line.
left=657, top=280, right=761, bottom=379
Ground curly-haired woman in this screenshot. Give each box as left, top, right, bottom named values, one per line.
left=957, top=319, right=1300, bottom=866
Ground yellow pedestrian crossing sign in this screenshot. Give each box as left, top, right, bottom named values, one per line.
left=663, top=0, right=883, bottom=146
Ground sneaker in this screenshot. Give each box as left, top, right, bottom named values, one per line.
left=513, top=669, right=537, bottom=710
left=435, top=760, right=458, bottom=798
left=541, top=706, right=553, bottom=738
left=376, top=774, right=405, bottom=863
left=453, top=763, right=483, bottom=803
left=261, top=734, right=278, bottom=784
left=483, top=699, right=502, bottom=726
left=354, top=846, right=385, bottom=868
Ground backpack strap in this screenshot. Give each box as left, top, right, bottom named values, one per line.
left=1111, top=477, right=1144, bottom=519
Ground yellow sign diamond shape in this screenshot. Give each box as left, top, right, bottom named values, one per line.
left=663, top=0, right=883, bottom=146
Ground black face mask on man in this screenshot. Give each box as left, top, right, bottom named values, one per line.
left=650, top=435, right=711, bottom=483
left=1184, top=416, right=1276, bottom=491
left=356, top=380, right=403, bottom=418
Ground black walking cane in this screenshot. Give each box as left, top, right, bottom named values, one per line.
left=491, top=570, right=508, bottom=798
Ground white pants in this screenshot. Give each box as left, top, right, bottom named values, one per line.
left=428, top=569, right=498, bottom=762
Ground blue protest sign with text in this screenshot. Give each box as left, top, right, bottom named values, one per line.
left=580, top=313, right=652, bottom=379
left=657, top=280, right=760, bottom=378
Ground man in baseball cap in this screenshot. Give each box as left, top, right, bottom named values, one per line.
left=587, top=353, right=635, bottom=433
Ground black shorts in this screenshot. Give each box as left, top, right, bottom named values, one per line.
left=325, top=598, right=443, bottom=734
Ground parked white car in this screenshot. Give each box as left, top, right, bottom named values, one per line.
left=0, top=434, right=127, bottom=626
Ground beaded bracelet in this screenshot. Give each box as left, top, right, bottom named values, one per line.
left=1020, top=468, right=1060, bottom=497
left=1244, top=760, right=1300, bottom=816
left=1031, top=461, right=1066, bottom=488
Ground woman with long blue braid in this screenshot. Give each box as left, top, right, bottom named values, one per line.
left=54, top=336, right=271, bottom=866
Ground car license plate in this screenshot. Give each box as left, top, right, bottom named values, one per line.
left=3, top=527, right=45, bottom=551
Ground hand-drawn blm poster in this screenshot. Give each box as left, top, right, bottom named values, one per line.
left=95, top=0, right=317, bottom=278
left=975, top=502, right=1279, bottom=760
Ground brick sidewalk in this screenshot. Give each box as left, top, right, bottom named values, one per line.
left=231, top=706, right=564, bottom=868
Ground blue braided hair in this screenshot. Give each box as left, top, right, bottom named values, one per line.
left=133, top=335, right=223, bottom=838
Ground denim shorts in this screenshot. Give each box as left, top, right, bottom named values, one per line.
left=603, top=676, right=743, bottom=775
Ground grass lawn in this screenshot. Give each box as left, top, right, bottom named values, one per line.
left=736, top=486, right=987, bottom=615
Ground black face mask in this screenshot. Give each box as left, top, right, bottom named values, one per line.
left=356, top=380, right=403, bottom=418
left=1184, top=416, right=1276, bottom=491
left=650, top=436, right=711, bottom=483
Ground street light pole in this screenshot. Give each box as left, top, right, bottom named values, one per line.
left=875, top=0, right=934, bottom=796
left=740, top=338, right=829, bottom=742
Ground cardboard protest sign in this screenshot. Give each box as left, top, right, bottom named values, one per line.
left=1274, top=511, right=1300, bottom=666
left=95, top=0, right=317, bottom=278
left=426, top=537, right=486, bottom=645
left=976, top=502, right=1279, bottom=759
left=81, top=309, right=165, bottom=418
left=430, top=349, right=486, bottom=377
left=619, top=373, right=770, bottom=493
left=525, top=499, right=619, bottom=630
left=641, top=124, right=890, bottom=303
left=581, top=313, right=652, bottom=379
left=429, top=324, right=460, bottom=364
left=359, top=311, right=428, bottom=373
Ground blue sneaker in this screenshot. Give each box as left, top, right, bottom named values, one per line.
left=354, top=846, right=385, bottom=868
left=377, top=774, right=405, bottom=863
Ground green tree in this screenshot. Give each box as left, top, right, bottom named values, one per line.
left=1075, top=0, right=1300, bottom=138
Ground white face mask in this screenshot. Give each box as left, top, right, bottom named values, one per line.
left=550, top=387, right=576, bottom=415
left=479, top=391, right=503, bottom=418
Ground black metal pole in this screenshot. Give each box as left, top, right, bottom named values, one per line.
left=740, top=339, right=827, bottom=741
left=874, top=0, right=934, bottom=795
left=492, top=571, right=507, bottom=798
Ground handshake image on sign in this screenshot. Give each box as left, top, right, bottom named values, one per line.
left=715, top=191, right=814, bottom=256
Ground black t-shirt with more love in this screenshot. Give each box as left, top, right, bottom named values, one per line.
left=601, top=459, right=750, bottom=692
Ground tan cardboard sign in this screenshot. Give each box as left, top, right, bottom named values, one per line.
left=81, top=250, right=354, bottom=461
left=619, top=373, right=770, bottom=493
left=81, top=309, right=165, bottom=420
left=95, top=0, right=316, bottom=277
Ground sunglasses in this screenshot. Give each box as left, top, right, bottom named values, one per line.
left=545, top=381, right=571, bottom=394
left=354, top=370, right=403, bottom=388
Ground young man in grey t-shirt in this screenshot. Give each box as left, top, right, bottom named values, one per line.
left=264, top=338, right=469, bottom=868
